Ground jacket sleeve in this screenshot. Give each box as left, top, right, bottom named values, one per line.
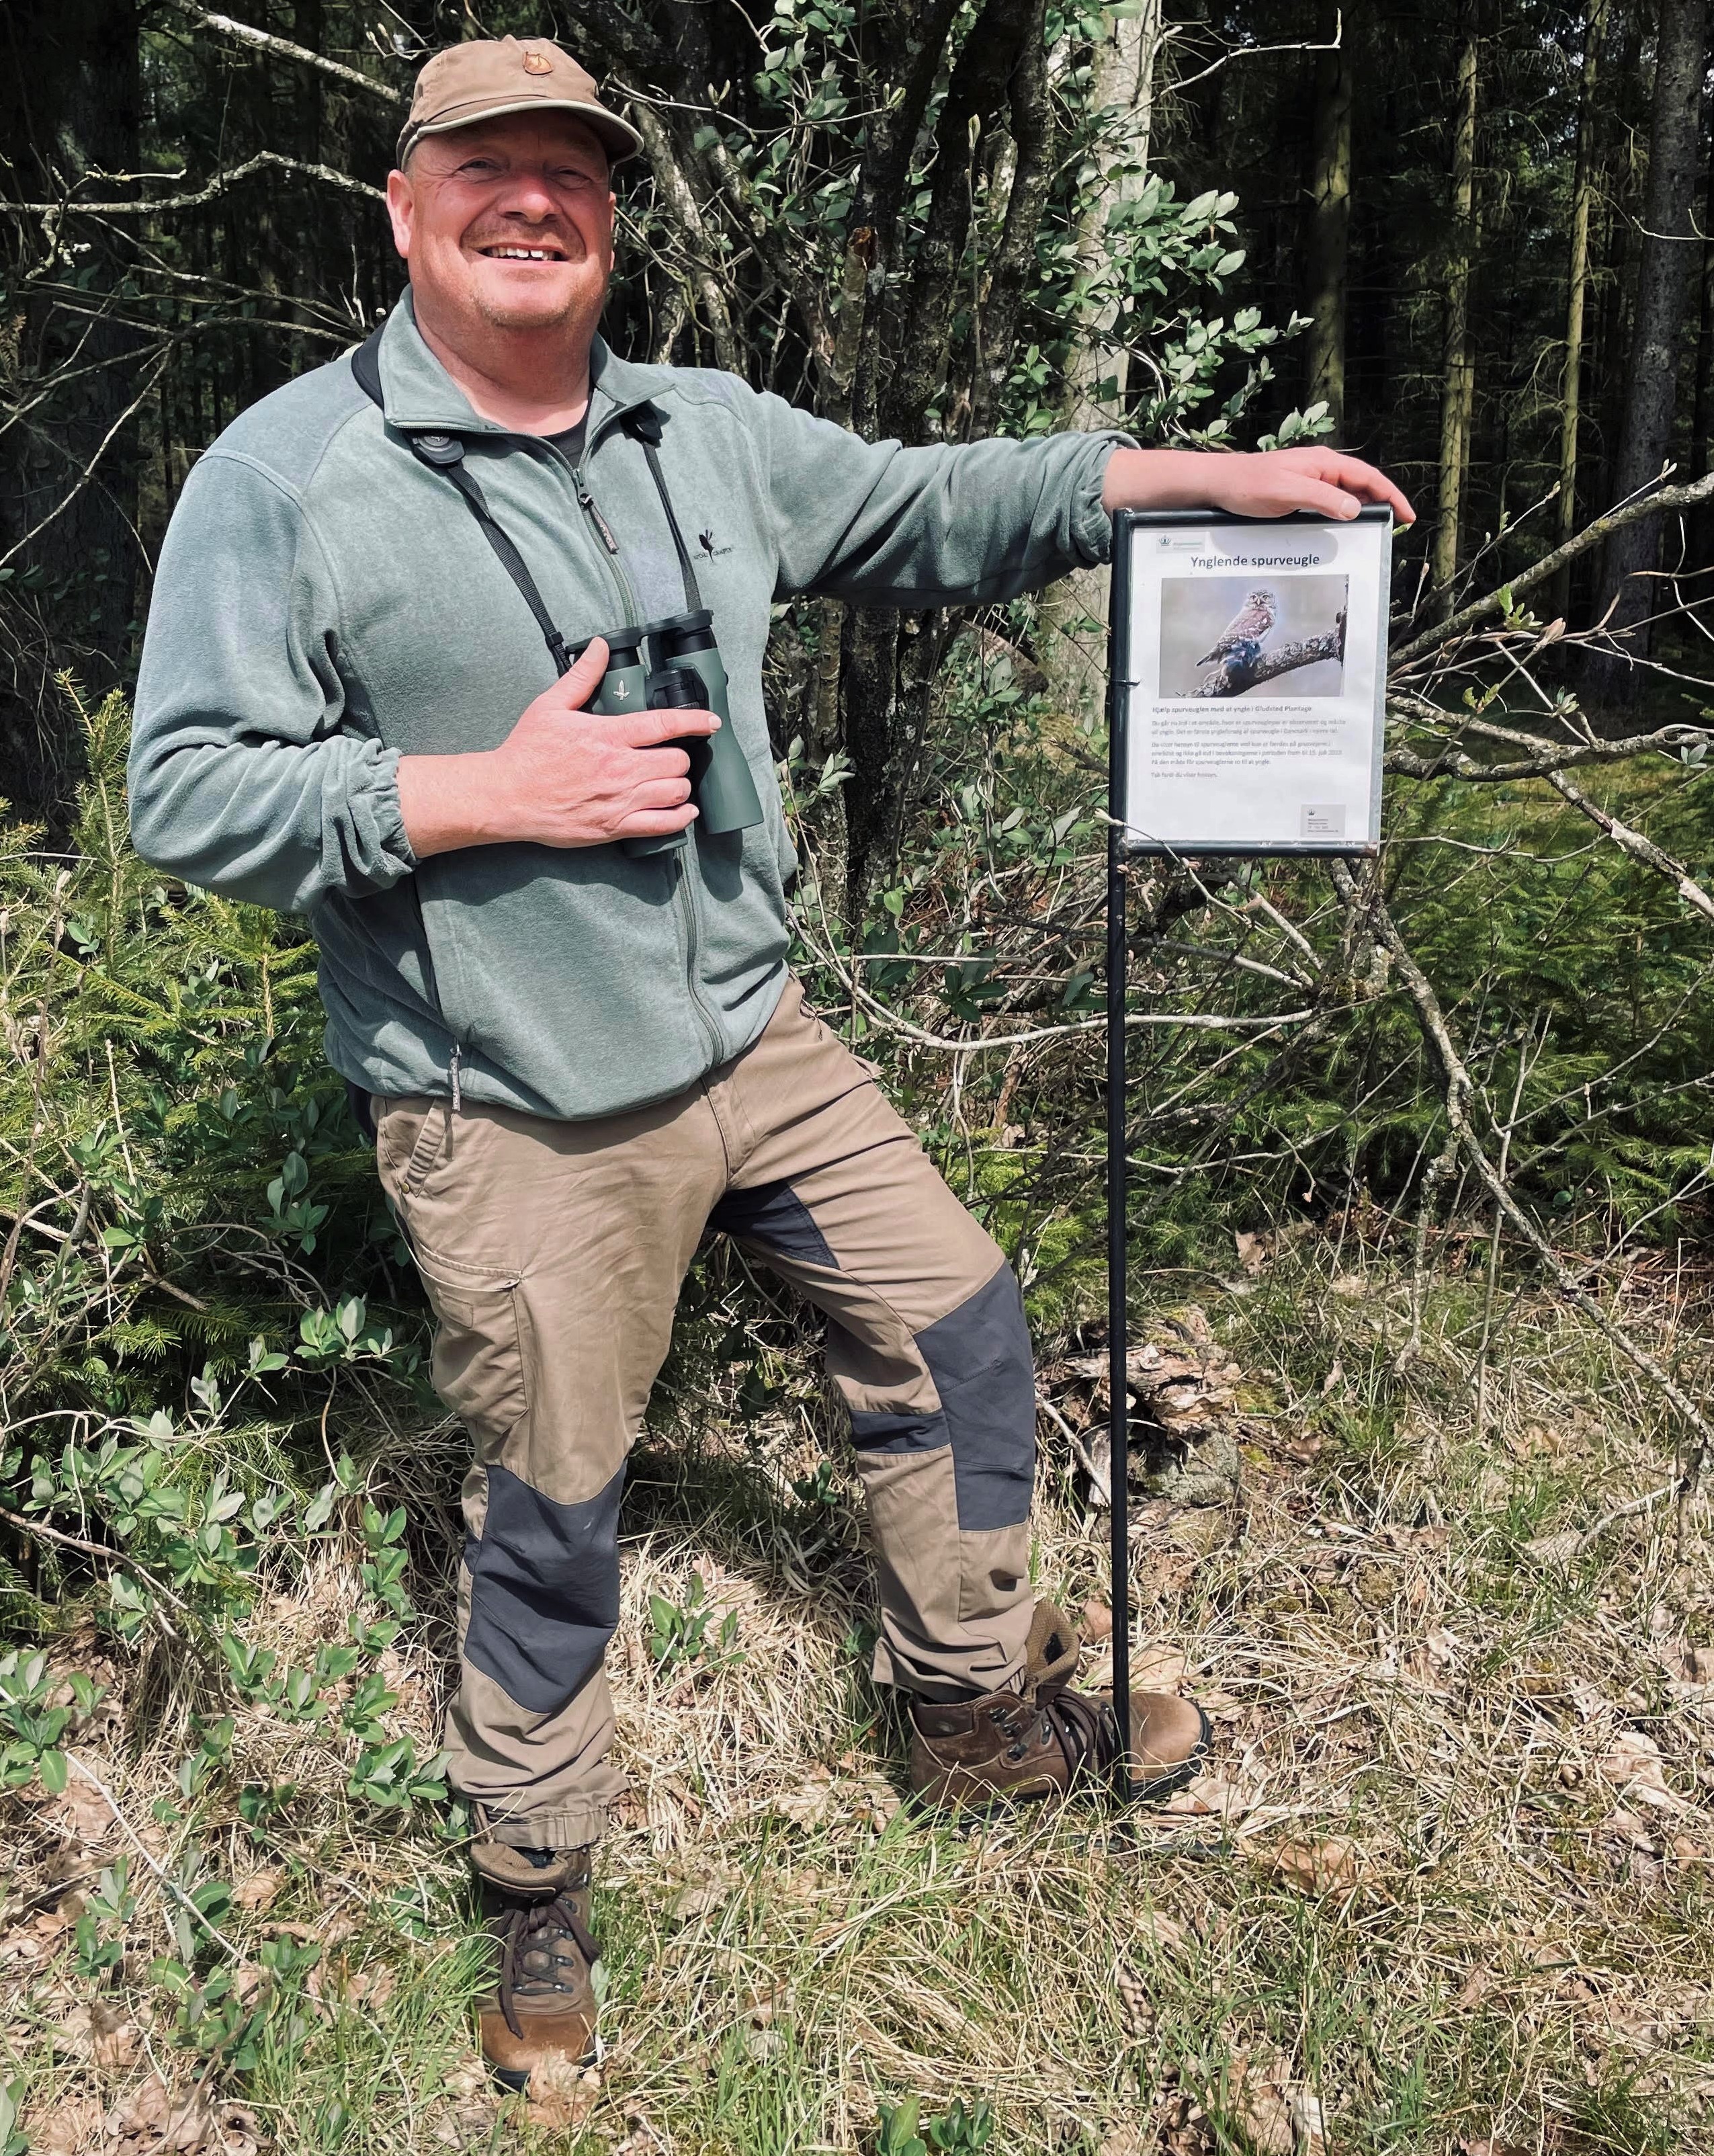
left=749, top=390, right=1133, bottom=606
left=128, top=450, right=417, bottom=915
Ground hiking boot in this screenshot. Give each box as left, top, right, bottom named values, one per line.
left=908, top=1602, right=1208, bottom=1809
left=472, top=1841, right=601, bottom=2090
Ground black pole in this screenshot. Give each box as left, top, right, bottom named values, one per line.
left=1106, top=515, right=1134, bottom=1804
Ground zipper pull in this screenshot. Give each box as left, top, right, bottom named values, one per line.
left=449, top=1042, right=463, bottom=1114
left=574, top=472, right=619, bottom=554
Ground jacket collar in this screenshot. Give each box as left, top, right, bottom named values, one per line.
left=375, top=289, right=677, bottom=441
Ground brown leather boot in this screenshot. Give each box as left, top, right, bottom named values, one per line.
left=908, top=1603, right=1209, bottom=1809
left=472, top=1840, right=601, bottom=2090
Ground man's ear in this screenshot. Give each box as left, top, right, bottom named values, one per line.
left=385, top=169, right=414, bottom=261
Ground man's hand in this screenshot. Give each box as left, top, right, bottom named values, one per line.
left=398, top=638, right=719, bottom=858
left=1101, top=444, right=1415, bottom=525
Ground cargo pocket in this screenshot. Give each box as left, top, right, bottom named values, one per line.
left=415, top=1250, right=530, bottom=1453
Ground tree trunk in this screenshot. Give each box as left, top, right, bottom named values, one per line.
left=1035, top=0, right=1165, bottom=714
left=1432, top=9, right=1480, bottom=603
left=1552, top=0, right=1609, bottom=618
left=0, top=0, right=142, bottom=813
left=1688, top=142, right=1714, bottom=587
left=1303, top=0, right=1355, bottom=434
left=1592, top=0, right=1709, bottom=688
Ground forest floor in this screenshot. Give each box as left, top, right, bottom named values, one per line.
left=5, top=1237, right=1713, bottom=2156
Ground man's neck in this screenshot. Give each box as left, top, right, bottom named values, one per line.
left=412, top=302, right=595, bottom=438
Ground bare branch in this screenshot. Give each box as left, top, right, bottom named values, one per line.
left=3, top=152, right=384, bottom=217
left=1391, top=468, right=1714, bottom=668
left=1545, top=768, right=1714, bottom=926
left=1195, top=616, right=1344, bottom=698
left=167, top=3, right=407, bottom=108
left=1385, top=694, right=1714, bottom=781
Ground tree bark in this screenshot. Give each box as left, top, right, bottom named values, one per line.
left=1688, top=141, right=1714, bottom=587
left=0, top=0, right=142, bottom=813
left=1592, top=0, right=1709, bottom=683
left=1431, top=8, right=1480, bottom=604
left=1303, top=0, right=1355, bottom=435
left=1035, top=1, right=1165, bottom=714
left=1552, top=0, right=1608, bottom=618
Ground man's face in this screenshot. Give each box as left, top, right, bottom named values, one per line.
left=386, top=112, right=614, bottom=341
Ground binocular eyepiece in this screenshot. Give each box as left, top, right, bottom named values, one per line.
left=572, top=609, right=763, bottom=860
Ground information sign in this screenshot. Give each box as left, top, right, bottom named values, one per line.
left=1111, top=505, right=1392, bottom=856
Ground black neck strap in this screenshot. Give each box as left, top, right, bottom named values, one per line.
left=350, top=325, right=702, bottom=675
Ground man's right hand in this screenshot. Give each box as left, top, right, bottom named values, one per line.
left=397, top=638, right=720, bottom=858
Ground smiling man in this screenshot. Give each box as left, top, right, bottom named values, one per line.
left=129, top=35, right=1412, bottom=2089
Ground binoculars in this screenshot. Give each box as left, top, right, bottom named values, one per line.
left=572, top=610, right=763, bottom=860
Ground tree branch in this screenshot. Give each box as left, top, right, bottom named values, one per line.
left=1384, top=695, right=1713, bottom=780
left=168, top=3, right=407, bottom=108
left=1391, top=468, right=1714, bottom=668
left=1545, top=768, right=1714, bottom=926
left=1195, top=615, right=1345, bottom=697
left=3, top=152, right=384, bottom=216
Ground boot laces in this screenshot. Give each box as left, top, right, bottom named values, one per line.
left=493, top=1890, right=600, bottom=2042
left=1029, top=1683, right=1117, bottom=1782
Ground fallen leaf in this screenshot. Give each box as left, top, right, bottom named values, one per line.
left=1116, top=1963, right=1153, bottom=2039
left=28, top=2097, right=105, bottom=2156
left=1131, top=1646, right=1189, bottom=1692
left=1133, top=1909, right=1191, bottom=1956
left=1290, top=2087, right=1328, bottom=2156
left=1330, top=1272, right=1365, bottom=1298
left=1265, top=1837, right=1362, bottom=1895
left=1320, top=1361, right=1343, bottom=1397
left=103, top=2075, right=259, bottom=2156
left=1599, top=1731, right=1680, bottom=1811
left=232, top=1867, right=285, bottom=1914
left=1523, top=1530, right=1581, bottom=1568
left=1455, top=1964, right=1492, bottom=2009
left=1163, top=1774, right=1250, bottom=1821
left=1097, top=2128, right=1148, bottom=2156
left=53, top=1998, right=144, bottom=2068
left=1234, top=1231, right=1272, bottom=1276
left=1081, top=1599, right=1114, bottom=1642
left=667, top=1880, right=730, bottom=1922
left=772, top=1770, right=836, bottom=1828
left=1228, top=2049, right=1294, bottom=2156
left=525, top=2055, right=601, bottom=2131
left=45, top=1774, right=120, bottom=1850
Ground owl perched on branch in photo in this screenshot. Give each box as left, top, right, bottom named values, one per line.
left=1197, top=587, right=1279, bottom=674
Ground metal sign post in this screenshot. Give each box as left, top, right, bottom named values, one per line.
left=1103, top=507, right=1389, bottom=1806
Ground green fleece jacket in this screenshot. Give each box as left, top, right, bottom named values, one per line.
left=129, top=296, right=1126, bottom=1120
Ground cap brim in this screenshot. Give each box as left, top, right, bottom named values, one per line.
left=399, top=96, right=643, bottom=167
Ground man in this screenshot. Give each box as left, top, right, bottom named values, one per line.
left=130, top=36, right=1413, bottom=2086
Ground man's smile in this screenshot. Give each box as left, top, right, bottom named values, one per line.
left=477, top=242, right=570, bottom=261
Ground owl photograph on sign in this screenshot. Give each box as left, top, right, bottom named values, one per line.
left=1157, top=574, right=1349, bottom=700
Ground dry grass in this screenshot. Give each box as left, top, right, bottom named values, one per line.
left=5, top=1237, right=1713, bottom=2155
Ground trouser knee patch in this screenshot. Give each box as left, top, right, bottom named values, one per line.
left=852, top=1266, right=1036, bottom=1532
left=464, top=1462, right=625, bottom=1715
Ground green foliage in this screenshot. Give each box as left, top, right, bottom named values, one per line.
left=648, top=1572, right=744, bottom=1675
left=875, top=2095, right=996, bottom=2156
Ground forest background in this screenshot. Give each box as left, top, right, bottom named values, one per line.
left=3, top=3, right=1714, bottom=2153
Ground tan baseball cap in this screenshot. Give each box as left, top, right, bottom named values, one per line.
left=396, top=36, right=643, bottom=169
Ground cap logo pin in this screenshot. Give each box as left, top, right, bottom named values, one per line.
left=522, top=50, right=554, bottom=73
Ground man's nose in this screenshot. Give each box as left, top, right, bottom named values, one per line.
left=497, top=170, right=560, bottom=220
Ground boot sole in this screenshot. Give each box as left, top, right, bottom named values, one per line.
left=486, top=2035, right=599, bottom=2095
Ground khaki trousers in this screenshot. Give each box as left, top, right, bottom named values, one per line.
left=374, top=979, right=1036, bottom=1848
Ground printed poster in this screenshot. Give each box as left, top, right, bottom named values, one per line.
left=1115, top=508, right=1391, bottom=854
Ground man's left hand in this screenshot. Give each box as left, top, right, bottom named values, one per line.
left=1101, top=444, right=1415, bottom=525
